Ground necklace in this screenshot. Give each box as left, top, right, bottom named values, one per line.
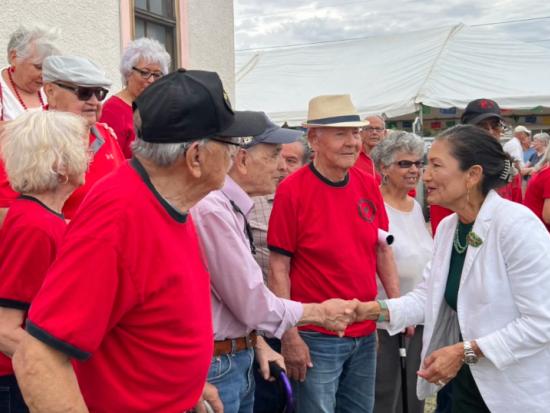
left=453, top=225, right=469, bottom=254
left=7, top=68, right=45, bottom=110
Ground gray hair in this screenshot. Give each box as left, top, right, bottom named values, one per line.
left=370, top=131, right=424, bottom=170
left=120, top=37, right=171, bottom=85
left=535, top=139, right=550, bottom=171
left=365, top=114, right=386, bottom=128
left=131, top=110, right=206, bottom=166
left=7, top=25, right=60, bottom=63
left=295, top=134, right=311, bottom=165
left=533, top=132, right=550, bottom=146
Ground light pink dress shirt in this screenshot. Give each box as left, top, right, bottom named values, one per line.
left=191, top=176, right=303, bottom=340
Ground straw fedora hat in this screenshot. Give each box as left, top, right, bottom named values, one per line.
left=302, top=95, right=369, bottom=128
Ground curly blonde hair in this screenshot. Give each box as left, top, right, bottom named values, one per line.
left=1, top=110, right=89, bottom=193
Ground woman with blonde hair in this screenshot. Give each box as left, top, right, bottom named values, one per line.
left=0, top=110, right=89, bottom=412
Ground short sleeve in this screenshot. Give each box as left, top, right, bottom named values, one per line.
left=267, top=186, right=298, bottom=257
left=0, top=159, right=18, bottom=208
left=27, top=199, right=136, bottom=360
left=0, top=227, right=56, bottom=309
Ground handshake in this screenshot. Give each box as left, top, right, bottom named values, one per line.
left=299, top=299, right=382, bottom=336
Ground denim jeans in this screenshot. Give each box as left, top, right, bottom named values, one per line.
left=207, top=349, right=255, bottom=413
left=294, top=331, right=377, bottom=413
left=0, top=374, right=28, bottom=413
left=253, top=337, right=285, bottom=413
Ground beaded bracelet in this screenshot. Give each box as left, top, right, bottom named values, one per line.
left=377, top=299, right=388, bottom=322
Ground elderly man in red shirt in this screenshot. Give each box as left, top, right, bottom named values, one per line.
left=269, top=95, right=399, bottom=413
left=12, top=69, right=268, bottom=413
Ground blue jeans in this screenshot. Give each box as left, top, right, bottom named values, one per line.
left=294, top=331, right=377, bottom=413
left=207, top=349, right=255, bottom=413
left=0, top=374, right=28, bottom=413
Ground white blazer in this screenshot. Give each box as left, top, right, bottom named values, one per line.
left=386, top=190, right=550, bottom=412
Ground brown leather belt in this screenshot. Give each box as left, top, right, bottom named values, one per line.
left=213, top=332, right=257, bottom=356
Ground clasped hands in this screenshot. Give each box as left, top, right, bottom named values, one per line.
left=316, top=298, right=382, bottom=335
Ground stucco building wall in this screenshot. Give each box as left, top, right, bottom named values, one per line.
left=0, top=0, right=235, bottom=97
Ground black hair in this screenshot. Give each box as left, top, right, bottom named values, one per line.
left=435, top=124, right=514, bottom=196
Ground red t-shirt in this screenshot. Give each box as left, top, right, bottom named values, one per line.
left=268, top=164, right=388, bottom=337
left=27, top=160, right=213, bottom=413
left=0, top=196, right=66, bottom=375
left=0, top=158, right=18, bottom=208
left=497, top=174, right=523, bottom=204
left=62, top=122, right=125, bottom=219
left=524, top=166, right=550, bottom=232
left=354, top=151, right=382, bottom=185
left=430, top=204, right=453, bottom=234
left=100, top=96, right=135, bottom=159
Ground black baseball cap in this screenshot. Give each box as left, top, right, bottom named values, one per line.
left=461, top=98, right=504, bottom=125
left=133, top=69, right=267, bottom=143
left=242, top=113, right=303, bottom=148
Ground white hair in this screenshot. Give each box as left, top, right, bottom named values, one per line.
left=131, top=110, right=206, bottom=166
left=119, top=37, right=171, bottom=85
left=7, top=25, right=60, bottom=63
left=371, top=131, right=424, bottom=170
left=1, top=110, right=88, bottom=193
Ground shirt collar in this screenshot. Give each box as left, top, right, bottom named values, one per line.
left=221, top=175, right=254, bottom=216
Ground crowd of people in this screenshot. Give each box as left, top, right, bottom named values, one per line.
left=0, top=25, right=549, bottom=413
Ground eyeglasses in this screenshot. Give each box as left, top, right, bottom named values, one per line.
left=363, top=126, right=385, bottom=132
left=210, top=137, right=244, bottom=147
left=54, top=82, right=108, bottom=102
left=132, top=66, right=163, bottom=81
left=394, top=160, right=424, bottom=169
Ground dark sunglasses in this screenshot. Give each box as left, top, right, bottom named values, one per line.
left=132, top=66, right=163, bottom=80
left=395, top=160, right=424, bottom=169
left=55, top=82, right=108, bottom=102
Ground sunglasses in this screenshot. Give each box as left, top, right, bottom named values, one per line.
left=132, top=66, right=163, bottom=81
left=55, top=82, right=108, bottom=102
left=394, top=160, right=424, bottom=169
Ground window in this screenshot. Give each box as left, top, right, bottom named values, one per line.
left=134, top=0, right=177, bottom=70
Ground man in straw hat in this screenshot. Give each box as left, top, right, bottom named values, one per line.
left=268, top=95, right=400, bottom=413
left=13, top=69, right=268, bottom=413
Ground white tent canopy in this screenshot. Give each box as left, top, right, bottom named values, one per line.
left=235, top=24, right=550, bottom=125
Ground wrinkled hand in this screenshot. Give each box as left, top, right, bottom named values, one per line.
left=194, top=382, right=223, bottom=413
left=319, top=298, right=359, bottom=335
left=281, top=329, right=312, bottom=382
left=417, top=343, right=463, bottom=386
left=255, top=336, right=285, bottom=382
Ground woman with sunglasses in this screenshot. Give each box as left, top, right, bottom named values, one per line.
left=0, top=110, right=89, bottom=413
left=370, top=131, right=433, bottom=413
left=41, top=55, right=124, bottom=219
left=100, top=38, right=170, bottom=158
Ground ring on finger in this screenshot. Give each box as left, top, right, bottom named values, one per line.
left=437, top=380, right=445, bottom=386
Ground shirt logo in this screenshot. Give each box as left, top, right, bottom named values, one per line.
left=357, top=199, right=376, bottom=222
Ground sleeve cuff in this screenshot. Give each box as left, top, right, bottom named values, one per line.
left=476, top=333, right=517, bottom=370
left=0, top=298, right=30, bottom=311
left=26, top=320, right=91, bottom=361
left=267, top=245, right=294, bottom=257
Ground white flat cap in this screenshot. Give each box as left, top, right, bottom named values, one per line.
left=42, top=55, right=112, bottom=88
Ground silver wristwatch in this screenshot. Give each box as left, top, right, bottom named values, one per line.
left=463, top=341, right=478, bottom=365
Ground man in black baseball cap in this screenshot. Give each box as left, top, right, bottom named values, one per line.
left=13, top=69, right=267, bottom=413
left=461, top=98, right=505, bottom=140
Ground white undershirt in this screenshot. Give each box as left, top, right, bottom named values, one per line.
left=0, top=67, right=47, bottom=121
left=376, top=199, right=433, bottom=302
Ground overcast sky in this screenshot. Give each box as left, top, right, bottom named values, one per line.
left=234, top=0, right=550, bottom=51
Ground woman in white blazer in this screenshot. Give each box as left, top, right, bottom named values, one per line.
left=358, top=124, right=550, bottom=412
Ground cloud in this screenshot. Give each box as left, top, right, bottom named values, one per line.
left=234, top=0, right=550, bottom=50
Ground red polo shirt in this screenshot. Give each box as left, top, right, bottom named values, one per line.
left=27, top=160, right=213, bottom=412
left=268, top=164, right=388, bottom=337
